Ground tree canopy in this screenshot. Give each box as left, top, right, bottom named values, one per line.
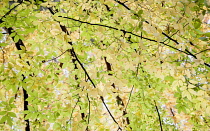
left=0, top=0, right=210, bottom=130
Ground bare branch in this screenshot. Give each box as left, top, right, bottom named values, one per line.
left=86, top=93, right=91, bottom=131
left=69, top=96, right=80, bottom=124
left=195, top=48, right=210, bottom=55
left=42, top=49, right=70, bottom=63
left=100, top=96, right=122, bottom=130
left=124, top=87, right=133, bottom=112
left=154, top=100, right=163, bottom=131
left=70, top=48, right=121, bottom=129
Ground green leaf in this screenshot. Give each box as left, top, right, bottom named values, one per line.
left=30, top=112, right=38, bottom=119
left=131, top=15, right=138, bottom=20
left=15, top=50, right=26, bottom=54
left=28, top=106, right=34, bottom=111
left=1, top=101, right=7, bottom=106
left=0, top=111, right=7, bottom=115
left=199, top=37, right=208, bottom=41
left=10, top=32, right=16, bottom=37
left=9, top=103, right=16, bottom=108
left=137, top=10, right=143, bottom=17
left=9, top=97, right=15, bottom=104
left=8, top=112, right=16, bottom=117
left=23, top=110, right=29, bottom=114
left=14, top=35, right=19, bottom=43
left=0, top=115, right=7, bottom=124
left=25, top=113, right=32, bottom=120
left=164, top=75, right=175, bottom=83
left=5, top=105, right=12, bottom=111
left=6, top=116, right=13, bottom=126
left=193, top=19, right=201, bottom=29
left=26, top=97, right=35, bottom=102
left=204, top=32, right=210, bottom=37
left=53, top=123, right=61, bottom=129
left=0, top=43, right=8, bottom=47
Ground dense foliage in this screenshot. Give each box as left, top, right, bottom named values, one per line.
left=0, top=0, right=210, bottom=130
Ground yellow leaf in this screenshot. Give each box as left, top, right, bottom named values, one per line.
left=194, top=59, right=204, bottom=64
left=98, top=26, right=104, bottom=33
left=188, top=89, right=196, bottom=95
left=88, top=88, right=99, bottom=98
left=206, top=106, right=210, bottom=114
left=201, top=100, right=207, bottom=109
left=182, top=90, right=191, bottom=101
left=51, top=29, right=60, bottom=35
left=70, top=31, right=80, bottom=41
left=197, top=90, right=205, bottom=96
left=188, top=84, right=195, bottom=88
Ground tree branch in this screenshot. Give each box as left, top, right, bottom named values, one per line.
left=113, top=0, right=210, bottom=68
left=58, top=16, right=183, bottom=51
left=69, top=96, right=80, bottom=125
left=86, top=93, right=91, bottom=131
left=58, top=16, right=210, bottom=68
left=0, top=0, right=23, bottom=24
left=100, top=96, right=122, bottom=130
left=70, top=48, right=121, bottom=129
left=5, top=27, right=30, bottom=131
left=124, top=87, right=133, bottom=112
left=195, top=48, right=210, bottom=55
left=49, top=7, right=121, bottom=126
left=154, top=100, right=163, bottom=131
left=42, top=49, right=70, bottom=63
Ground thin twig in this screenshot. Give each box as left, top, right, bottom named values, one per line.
left=195, top=49, right=210, bottom=55
left=112, top=0, right=210, bottom=68
left=69, top=87, right=86, bottom=128
left=170, top=108, right=175, bottom=117
left=69, top=96, right=80, bottom=124
left=154, top=100, right=163, bottom=131
left=70, top=48, right=122, bottom=129
left=123, top=86, right=133, bottom=126
left=124, top=87, right=133, bottom=112
left=59, top=16, right=187, bottom=54
left=0, top=1, right=23, bottom=23
left=70, top=48, right=96, bottom=88
left=42, top=49, right=70, bottom=63
left=1, top=50, right=5, bottom=63
left=100, top=96, right=121, bottom=130
left=86, top=93, right=91, bottom=131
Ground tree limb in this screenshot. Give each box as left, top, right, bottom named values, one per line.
left=58, top=16, right=210, bottom=68
left=154, top=100, right=163, bottom=131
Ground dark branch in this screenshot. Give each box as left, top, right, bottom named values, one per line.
left=86, top=93, right=91, bottom=131
left=0, top=2, right=31, bottom=129
left=0, top=1, right=23, bottom=24
left=100, top=96, right=122, bottom=130
left=123, top=86, right=133, bottom=126
left=70, top=48, right=96, bottom=88
left=195, top=49, right=210, bottom=55
left=161, top=32, right=179, bottom=45
left=57, top=16, right=183, bottom=52
left=124, top=86, right=133, bottom=112
left=204, top=63, right=210, bottom=68
left=58, top=16, right=210, bottom=68
left=154, top=100, right=163, bottom=131
left=70, top=48, right=121, bottom=128
left=113, top=0, right=210, bottom=68
left=42, top=49, right=69, bottom=63
left=170, top=108, right=175, bottom=117
left=114, top=0, right=130, bottom=10
left=69, top=96, right=80, bottom=125
left=5, top=27, right=30, bottom=131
